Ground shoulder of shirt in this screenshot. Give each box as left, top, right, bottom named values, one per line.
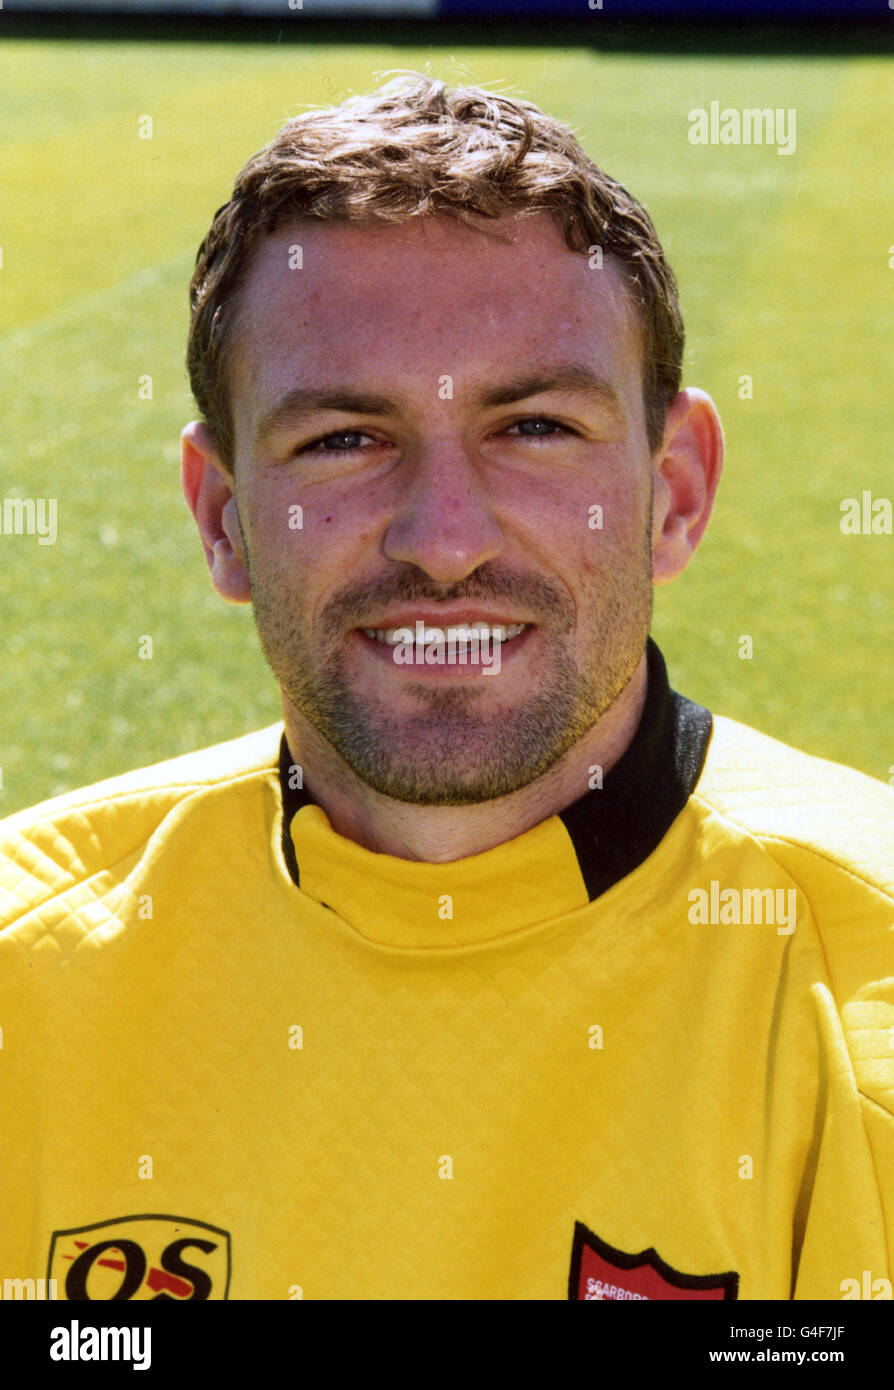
left=694, top=717, right=894, bottom=1132
left=693, top=712, right=894, bottom=904
left=0, top=724, right=284, bottom=933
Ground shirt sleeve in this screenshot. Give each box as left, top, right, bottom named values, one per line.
left=793, top=982, right=894, bottom=1299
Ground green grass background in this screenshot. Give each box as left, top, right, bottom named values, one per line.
left=1, top=35, right=892, bottom=812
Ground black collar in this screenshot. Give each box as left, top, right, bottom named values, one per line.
left=555, top=639, right=712, bottom=900
left=279, top=638, right=712, bottom=903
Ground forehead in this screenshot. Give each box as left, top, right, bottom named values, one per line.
left=229, top=211, right=644, bottom=431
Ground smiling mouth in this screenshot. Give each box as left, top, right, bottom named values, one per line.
left=352, top=620, right=535, bottom=674
left=361, top=622, right=528, bottom=646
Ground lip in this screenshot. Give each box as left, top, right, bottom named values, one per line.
left=357, top=607, right=533, bottom=631
left=353, top=622, right=535, bottom=676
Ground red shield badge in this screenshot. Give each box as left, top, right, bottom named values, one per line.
left=569, top=1222, right=738, bottom=1301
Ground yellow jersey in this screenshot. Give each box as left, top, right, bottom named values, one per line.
left=1, top=642, right=892, bottom=1301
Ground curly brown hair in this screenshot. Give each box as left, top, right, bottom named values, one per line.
left=187, top=71, right=684, bottom=471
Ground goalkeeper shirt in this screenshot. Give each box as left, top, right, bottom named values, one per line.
left=0, top=640, right=892, bottom=1301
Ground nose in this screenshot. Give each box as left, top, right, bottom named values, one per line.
left=382, top=440, right=504, bottom=584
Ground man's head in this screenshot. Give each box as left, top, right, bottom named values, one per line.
left=182, top=74, right=722, bottom=808
left=187, top=72, right=684, bottom=473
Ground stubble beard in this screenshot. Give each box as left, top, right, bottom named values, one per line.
left=244, top=523, right=654, bottom=807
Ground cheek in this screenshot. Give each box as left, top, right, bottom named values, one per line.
left=247, top=478, right=354, bottom=557
left=546, top=473, right=648, bottom=567
left=579, top=544, right=601, bottom=578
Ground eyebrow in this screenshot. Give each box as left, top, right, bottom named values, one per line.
left=253, top=363, right=625, bottom=444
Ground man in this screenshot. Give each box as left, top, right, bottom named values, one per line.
left=1, top=72, right=892, bottom=1303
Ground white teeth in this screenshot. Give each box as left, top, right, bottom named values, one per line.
left=362, top=622, right=527, bottom=644
left=362, top=628, right=411, bottom=645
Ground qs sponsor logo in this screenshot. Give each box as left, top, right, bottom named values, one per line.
left=48, top=1214, right=231, bottom=1301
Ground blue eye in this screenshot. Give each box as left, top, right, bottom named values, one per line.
left=507, top=417, right=574, bottom=439
left=300, top=430, right=374, bottom=454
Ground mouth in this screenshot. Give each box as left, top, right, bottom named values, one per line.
left=352, top=620, right=535, bottom=675
left=361, top=621, right=528, bottom=646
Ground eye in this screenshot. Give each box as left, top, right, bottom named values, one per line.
left=503, top=416, right=577, bottom=441
left=296, top=429, right=381, bottom=455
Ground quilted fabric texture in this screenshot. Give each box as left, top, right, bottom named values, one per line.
left=0, top=716, right=892, bottom=1300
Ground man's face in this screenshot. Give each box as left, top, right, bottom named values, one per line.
left=227, top=211, right=656, bottom=804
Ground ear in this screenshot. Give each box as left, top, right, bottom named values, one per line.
left=650, top=388, right=724, bottom=585
left=181, top=421, right=251, bottom=604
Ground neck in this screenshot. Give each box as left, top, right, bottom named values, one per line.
left=280, top=651, right=649, bottom=863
